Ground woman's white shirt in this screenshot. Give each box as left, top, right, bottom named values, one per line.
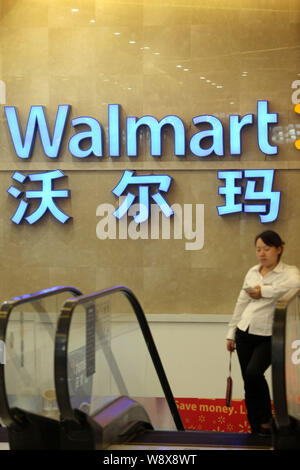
left=227, top=262, right=300, bottom=340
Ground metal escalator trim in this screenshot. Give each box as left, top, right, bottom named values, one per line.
left=0, top=286, right=82, bottom=428
left=55, top=285, right=184, bottom=430
left=127, top=430, right=273, bottom=449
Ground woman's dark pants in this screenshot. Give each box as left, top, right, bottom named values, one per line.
left=235, top=328, right=272, bottom=433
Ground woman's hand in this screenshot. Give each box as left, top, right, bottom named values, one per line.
left=246, top=285, right=262, bottom=300
left=227, top=339, right=235, bottom=352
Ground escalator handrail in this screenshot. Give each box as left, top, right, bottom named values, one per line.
left=0, top=285, right=82, bottom=427
left=54, top=285, right=184, bottom=431
left=272, top=287, right=300, bottom=429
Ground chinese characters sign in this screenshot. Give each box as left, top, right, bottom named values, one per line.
left=112, top=171, right=173, bottom=223
left=1, top=101, right=299, bottom=225
left=217, top=170, right=280, bottom=223
left=7, top=170, right=70, bottom=224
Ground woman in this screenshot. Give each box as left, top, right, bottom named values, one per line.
left=226, top=230, right=300, bottom=435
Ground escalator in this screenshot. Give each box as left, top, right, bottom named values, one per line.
left=271, top=288, right=300, bottom=450
left=0, top=284, right=299, bottom=450
left=0, top=286, right=82, bottom=449
left=53, top=285, right=272, bottom=450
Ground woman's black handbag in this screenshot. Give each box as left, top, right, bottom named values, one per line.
left=225, top=351, right=233, bottom=407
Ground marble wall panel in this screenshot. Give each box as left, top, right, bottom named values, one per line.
left=0, top=0, right=299, bottom=317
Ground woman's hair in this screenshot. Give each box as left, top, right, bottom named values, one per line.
left=255, top=230, right=285, bottom=259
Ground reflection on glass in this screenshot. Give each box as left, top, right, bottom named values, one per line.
left=5, top=291, right=75, bottom=420
left=67, top=292, right=176, bottom=430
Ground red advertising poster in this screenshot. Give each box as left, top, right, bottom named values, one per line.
left=175, top=398, right=252, bottom=433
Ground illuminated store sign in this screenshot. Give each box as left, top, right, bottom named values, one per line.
left=112, top=171, right=173, bottom=223
left=2, top=101, right=300, bottom=226
left=7, top=170, right=70, bottom=224
left=4, top=100, right=277, bottom=159
left=217, top=170, right=280, bottom=223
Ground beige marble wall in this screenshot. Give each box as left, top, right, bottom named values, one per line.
left=0, top=0, right=299, bottom=315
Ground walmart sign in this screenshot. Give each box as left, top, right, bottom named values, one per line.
left=2, top=101, right=299, bottom=225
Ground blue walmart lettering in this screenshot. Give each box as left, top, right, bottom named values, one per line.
left=5, top=105, right=70, bottom=159
left=4, top=101, right=278, bottom=159
left=2, top=101, right=283, bottom=225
